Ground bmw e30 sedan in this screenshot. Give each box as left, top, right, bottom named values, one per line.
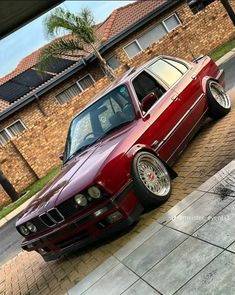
left=16, top=55, right=231, bottom=261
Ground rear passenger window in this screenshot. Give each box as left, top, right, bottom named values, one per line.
left=148, top=59, right=185, bottom=87
left=164, top=58, right=188, bottom=74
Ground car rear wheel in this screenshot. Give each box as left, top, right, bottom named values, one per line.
left=207, top=81, right=231, bottom=119
left=132, top=151, right=171, bottom=208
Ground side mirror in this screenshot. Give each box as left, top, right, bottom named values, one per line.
left=141, top=92, right=158, bottom=113
left=59, top=153, right=64, bottom=161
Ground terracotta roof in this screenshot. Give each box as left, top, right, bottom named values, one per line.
left=97, top=0, right=166, bottom=41
left=0, top=0, right=166, bottom=87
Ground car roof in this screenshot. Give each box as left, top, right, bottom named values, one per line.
left=74, top=55, right=188, bottom=117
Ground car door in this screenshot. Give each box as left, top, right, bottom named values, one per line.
left=132, top=69, right=187, bottom=163
left=146, top=57, right=207, bottom=162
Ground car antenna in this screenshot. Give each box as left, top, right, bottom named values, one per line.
left=185, top=43, right=198, bottom=63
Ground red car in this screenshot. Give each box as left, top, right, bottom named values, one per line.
left=16, top=55, right=231, bottom=261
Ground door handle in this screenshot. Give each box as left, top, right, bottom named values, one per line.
left=171, top=94, right=180, bottom=101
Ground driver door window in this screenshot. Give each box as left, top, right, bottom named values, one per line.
left=133, top=71, right=166, bottom=111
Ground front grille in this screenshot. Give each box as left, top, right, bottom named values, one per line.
left=57, top=199, right=78, bottom=219
left=40, top=213, right=55, bottom=227
left=48, top=208, right=64, bottom=223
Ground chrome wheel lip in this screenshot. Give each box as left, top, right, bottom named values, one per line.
left=137, top=155, right=171, bottom=197
left=209, top=82, right=231, bottom=109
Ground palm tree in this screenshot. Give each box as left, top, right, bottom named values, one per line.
left=37, top=7, right=116, bottom=81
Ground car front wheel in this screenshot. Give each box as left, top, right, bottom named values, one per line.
left=132, top=151, right=171, bottom=208
left=207, top=81, right=231, bottom=119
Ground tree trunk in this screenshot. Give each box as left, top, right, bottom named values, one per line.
left=91, top=45, right=116, bottom=81
left=0, top=170, right=18, bottom=202
left=220, top=0, right=235, bottom=26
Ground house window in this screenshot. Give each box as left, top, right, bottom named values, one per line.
left=0, top=120, right=26, bottom=146
left=124, top=42, right=142, bottom=59
left=56, top=83, right=82, bottom=105
left=187, top=0, right=215, bottom=14
left=107, top=56, right=120, bottom=69
left=78, top=74, right=95, bottom=90
left=138, top=24, right=167, bottom=50
left=124, top=13, right=181, bottom=58
left=163, top=14, right=181, bottom=32
left=56, top=74, right=95, bottom=105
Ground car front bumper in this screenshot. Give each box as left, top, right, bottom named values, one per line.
left=21, top=182, right=143, bottom=261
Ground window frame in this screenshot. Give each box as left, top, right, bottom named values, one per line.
left=0, top=119, right=27, bottom=146
left=147, top=57, right=191, bottom=88
left=107, top=55, right=121, bottom=70
left=123, top=13, right=182, bottom=59
left=130, top=56, right=191, bottom=118
left=56, top=74, right=95, bottom=105
left=130, top=67, right=168, bottom=117
left=76, top=73, right=95, bottom=91
left=123, top=40, right=143, bottom=59
left=162, top=13, right=182, bottom=33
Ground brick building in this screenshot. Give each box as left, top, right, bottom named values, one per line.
left=0, top=0, right=234, bottom=205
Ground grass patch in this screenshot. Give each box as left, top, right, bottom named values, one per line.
left=0, top=165, right=61, bottom=220
left=209, top=38, right=235, bottom=61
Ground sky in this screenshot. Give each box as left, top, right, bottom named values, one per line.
left=0, top=0, right=134, bottom=78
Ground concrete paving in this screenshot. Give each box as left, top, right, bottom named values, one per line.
left=68, top=161, right=235, bottom=295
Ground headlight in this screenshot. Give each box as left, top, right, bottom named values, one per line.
left=74, top=194, right=87, bottom=207
left=88, top=186, right=102, bottom=199
left=19, top=225, right=30, bottom=236
left=26, top=222, right=37, bottom=233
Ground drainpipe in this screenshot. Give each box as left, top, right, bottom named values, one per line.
left=34, top=93, right=47, bottom=117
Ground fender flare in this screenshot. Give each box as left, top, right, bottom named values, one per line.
left=202, top=76, right=217, bottom=94
left=126, top=144, right=178, bottom=179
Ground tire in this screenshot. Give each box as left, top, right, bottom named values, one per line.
left=207, top=80, right=231, bottom=120
left=132, top=151, right=171, bottom=208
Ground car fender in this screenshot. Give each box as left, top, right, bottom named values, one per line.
left=201, top=76, right=217, bottom=94
left=125, top=144, right=177, bottom=179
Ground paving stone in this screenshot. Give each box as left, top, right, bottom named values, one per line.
left=78, top=263, right=138, bottom=295
left=208, top=172, right=235, bottom=197
left=114, top=221, right=163, bottom=260
left=143, top=237, right=222, bottom=295
left=68, top=256, right=119, bottom=295
left=123, top=227, right=188, bottom=276
left=122, top=279, right=160, bottom=295
left=174, top=251, right=235, bottom=295
left=193, top=200, right=235, bottom=248
left=167, top=192, right=234, bottom=235
left=197, top=170, right=227, bottom=192
left=157, top=190, right=205, bottom=225
left=227, top=241, right=235, bottom=253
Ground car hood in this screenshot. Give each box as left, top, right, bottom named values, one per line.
left=18, top=122, right=136, bottom=222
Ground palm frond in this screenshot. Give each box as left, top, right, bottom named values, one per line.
left=44, top=7, right=96, bottom=44
left=36, top=38, right=91, bottom=73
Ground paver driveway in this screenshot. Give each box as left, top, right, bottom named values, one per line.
left=0, top=87, right=234, bottom=295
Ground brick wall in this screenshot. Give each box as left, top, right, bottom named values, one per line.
left=0, top=0, right=235, bottom=206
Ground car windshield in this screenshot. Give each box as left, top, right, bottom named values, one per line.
left=63, top=84, right=136, bottom=163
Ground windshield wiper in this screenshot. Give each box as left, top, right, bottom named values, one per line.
left=102, top=120, right=133, bottom=137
